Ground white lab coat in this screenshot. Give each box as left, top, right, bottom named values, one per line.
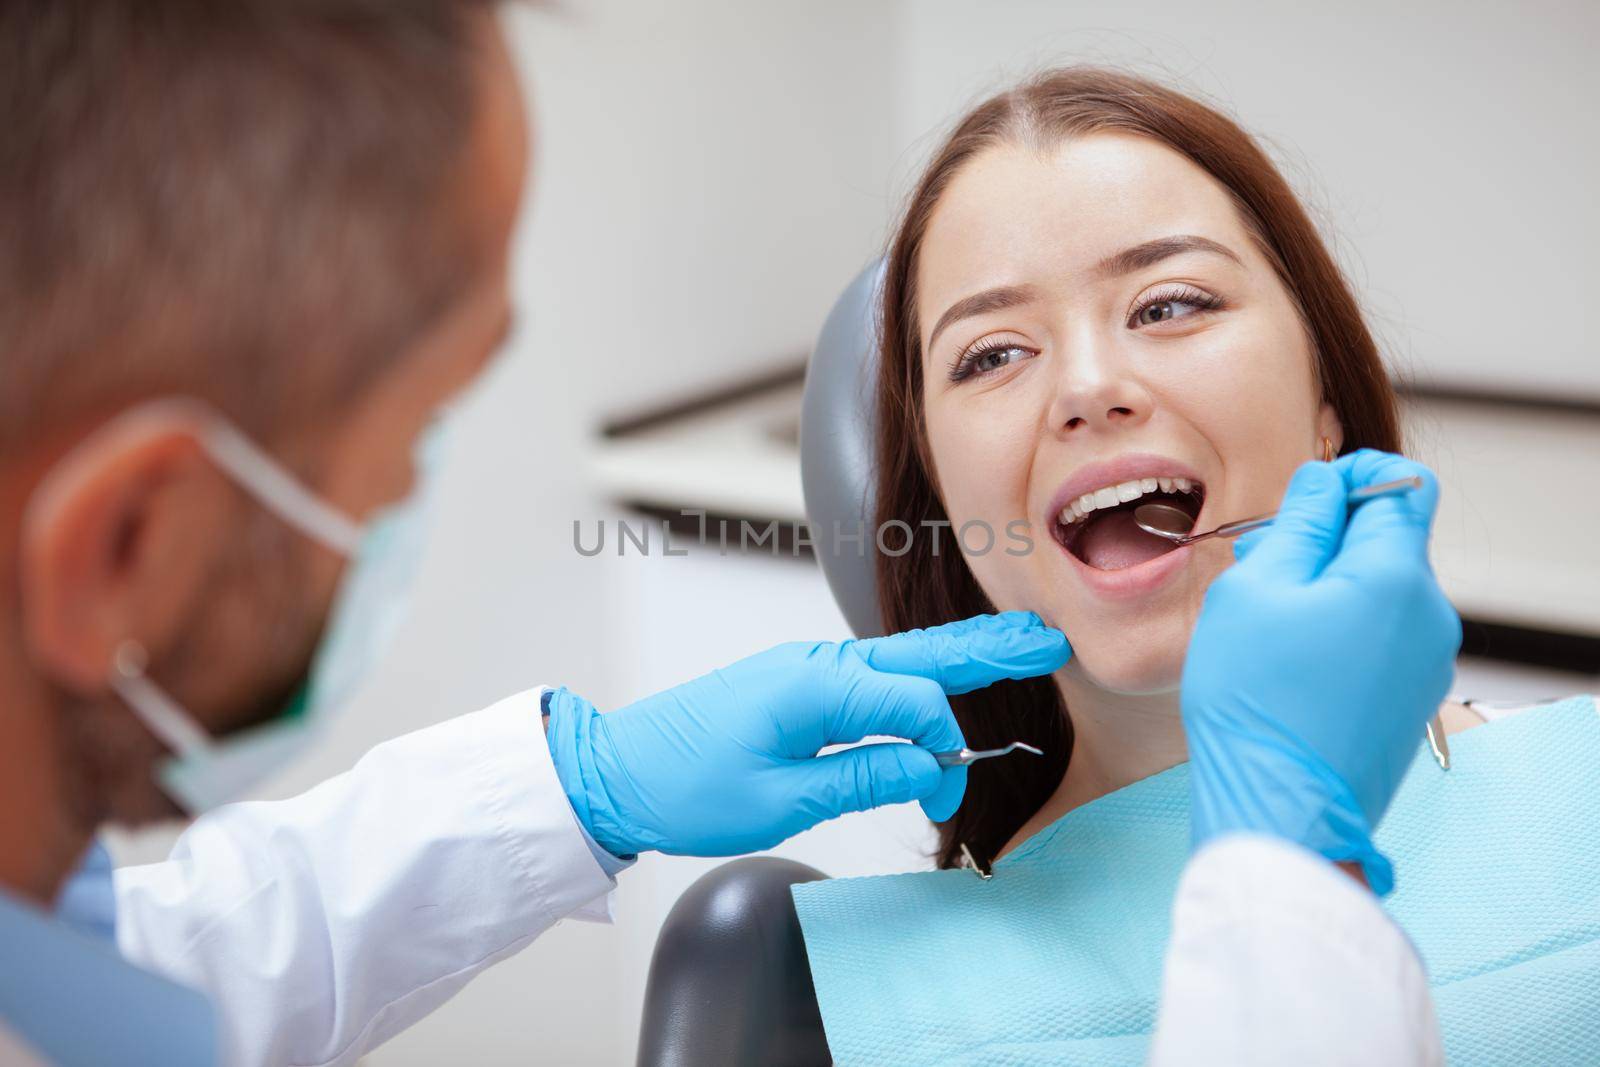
left=114, top=686, right=1441, bottom=1067
left=1151, top=835, right=1443, bottom=1067
left=114, top=688, right=617, bottom=1067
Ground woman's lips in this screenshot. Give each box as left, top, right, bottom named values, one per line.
left=1057, top=535, right=1193, bottom=599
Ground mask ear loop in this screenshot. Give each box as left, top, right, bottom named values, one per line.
left=60, top=399, right=362, bottom=758
left=109, top=640, right=213, bottom=758
left=198, top=416, right=363, bottom=557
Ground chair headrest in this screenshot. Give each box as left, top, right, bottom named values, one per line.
left=799, top=259, right=887, bottom=638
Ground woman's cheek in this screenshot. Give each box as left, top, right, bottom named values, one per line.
left=927, top=438, right=1036, bottom=604
left=961, top=547, right=1030, bottom=614
left=926, top=408, right=1034, bottom=522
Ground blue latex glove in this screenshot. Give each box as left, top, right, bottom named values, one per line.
left=545, top=612, right=1071, bottom=857
left=1182, top=449, right=1462, bottom=894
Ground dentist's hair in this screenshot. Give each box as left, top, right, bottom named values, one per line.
left=873, top=67, right=1404, bottom=870
left=0, top=0, right=499, bottom=448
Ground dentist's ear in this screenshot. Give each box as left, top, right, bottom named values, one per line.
left=19, top=408, right=236, bottom=695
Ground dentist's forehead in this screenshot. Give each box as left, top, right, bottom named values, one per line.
left=916, top=133, right=1251, bottom=327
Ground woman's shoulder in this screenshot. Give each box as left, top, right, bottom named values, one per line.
left=1441, top=693, right=1598, bottom=735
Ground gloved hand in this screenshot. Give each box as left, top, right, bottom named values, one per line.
left=544, top=612, right=1070, bottom=857
left=1182, top=449, right=1462, bottom=894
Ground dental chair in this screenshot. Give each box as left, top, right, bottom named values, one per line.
left=634, top=263, right=886, bottom=1067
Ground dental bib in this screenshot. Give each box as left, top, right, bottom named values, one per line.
left=793, top=694, right=1600, bottom=1066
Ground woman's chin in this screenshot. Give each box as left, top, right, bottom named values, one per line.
left=1063, top=648, right=1184, bottom=697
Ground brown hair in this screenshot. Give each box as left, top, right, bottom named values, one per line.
left=0, top=0, right=499, bottom=447
left=873, top=67, right=1403, bottom=869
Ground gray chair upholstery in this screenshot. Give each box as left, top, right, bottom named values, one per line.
left=798, top=259, right=886, bottom=639
left=636, top=265, right=890, bottom=1066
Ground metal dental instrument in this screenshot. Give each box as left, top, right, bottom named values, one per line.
left=933, top=742, right=1044, bottom=768
left=1132, top=475, right=1425, bottom=547
left=1134, top=473, right=1450, bottom=772
left=1426, top=719, right=1451, bottom=771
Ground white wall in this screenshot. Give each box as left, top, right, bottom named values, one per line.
left=514, top=0, right=902, bottom=424
left=890, top=0, right=1600, bottom=401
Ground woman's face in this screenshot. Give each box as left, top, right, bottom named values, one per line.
left=917, top=133, right=1341, bottom=694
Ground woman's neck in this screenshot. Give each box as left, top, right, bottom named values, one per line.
left=998, top=668, right=1189, bottom=858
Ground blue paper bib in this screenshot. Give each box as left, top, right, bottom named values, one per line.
left=794, top=695, right=1600, bottom=1066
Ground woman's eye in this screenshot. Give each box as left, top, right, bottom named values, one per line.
left=974, top=344, right=1028, bottom=372
left=1137, top=300, right=1192, bottom=325
left=1130, top=287, right=1223, bottom=328
left=951, top=342, right=1034, bottom=382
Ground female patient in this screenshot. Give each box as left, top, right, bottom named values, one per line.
left=791, top=66, right=1600, bottom=1065
left=874, top=65, right=1482, bottom=870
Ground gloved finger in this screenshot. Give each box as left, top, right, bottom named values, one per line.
left=1233, top=460, right=1347, bottom=582
left=921, top=763, right=967, bottom=823
left=850, top=611, right=1071, bottom=695
left=817, top=670, right=967, bottom=819
left=824, top=671, right=965, bottom=753
left=1231, top=525, right=1270, bottom=561
left=1329, top=449, right=1441, bottom=524
left=1324, top=450, right=1442, bottom=578
left=798, top=741, right=955, bottom=821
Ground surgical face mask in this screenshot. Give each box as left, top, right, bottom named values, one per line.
left=99, top=401, right=447, bottom=814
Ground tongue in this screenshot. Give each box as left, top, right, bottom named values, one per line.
left=1078, top=507, right=1180, bottom=571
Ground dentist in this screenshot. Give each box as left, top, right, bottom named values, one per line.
left=0, top=4, right=1067, bottom=1063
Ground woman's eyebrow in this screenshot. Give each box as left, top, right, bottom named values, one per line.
left=1096, top=234, right=1242, bottom=278
left=924, top=237, right=1240, bottom=352
left=926, top=283, right=1040, bottom=352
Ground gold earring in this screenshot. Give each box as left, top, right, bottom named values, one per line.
left=1321, top=436, right=1335, bottom=462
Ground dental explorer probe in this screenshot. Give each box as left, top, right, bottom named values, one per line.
left=933, top=742, right=1044, bottom=768
left=1133, top=474, right=1451, bottom=771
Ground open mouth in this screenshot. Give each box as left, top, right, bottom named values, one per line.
left=1053, top=476, right=1205, bottom=571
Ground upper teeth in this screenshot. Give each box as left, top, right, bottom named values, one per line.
left=1058, top=477, right=1199, bottom=526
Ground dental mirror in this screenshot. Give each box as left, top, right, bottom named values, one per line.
left=1132, top=501, right=1197, bottom=541
left=1135, top=475, right=1424, bottom=548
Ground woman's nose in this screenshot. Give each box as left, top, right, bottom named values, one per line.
left=1045, top=338, right=1154, bottom=436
